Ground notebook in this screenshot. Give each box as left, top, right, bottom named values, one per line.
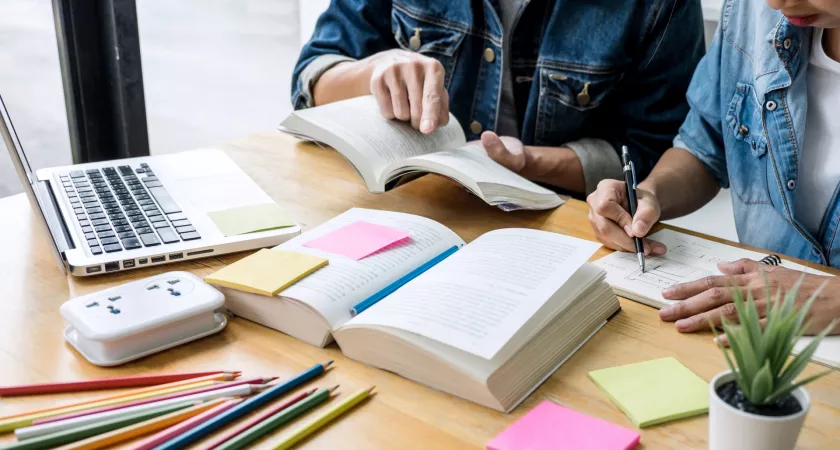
left=588, top=357, right=709, bottom=428
left=595, top=229, right=840, bottom=369
left=486, top=401, right=640, bottom=450
left=214, top=208, right=620, bottom=412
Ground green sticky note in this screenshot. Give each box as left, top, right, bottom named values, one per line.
left=588, top=357, right=709, bottom=428
left=208, top=203, right=295, bottom=237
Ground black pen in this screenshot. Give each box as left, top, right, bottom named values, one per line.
left=621, top=146, right=645, bottom=273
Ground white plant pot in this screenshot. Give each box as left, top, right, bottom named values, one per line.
left=709, top=371, right=810, bottom=450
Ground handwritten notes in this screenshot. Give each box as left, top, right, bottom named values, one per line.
left=207, top=203, right=295, bottom=237
left=486, top=401, right=640, bottom=450
left=205, top=249, right=327, bottom=296
left=303, top=221, right=411, bottom=260
left=588, top=357, right=709, bottom=428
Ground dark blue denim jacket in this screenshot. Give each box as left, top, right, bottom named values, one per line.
left=292, top=0, right=705, bottom=181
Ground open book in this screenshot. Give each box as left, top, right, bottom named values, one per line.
left=219, top=208, right=619, bottom=411
left=595, top=229, right=840, bottom=369
left=279, top=96, right=565, bottom=211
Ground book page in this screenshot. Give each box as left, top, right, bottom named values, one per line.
left=346, top=229, right=602, bottom=359
left=275, top=208, right=464, bottom=329
left=595, top=229, right=828, bottom=307
left=289, top=96, right=466, bottom=180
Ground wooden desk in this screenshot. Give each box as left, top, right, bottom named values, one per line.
left=1, top=132, right=838, bottom=449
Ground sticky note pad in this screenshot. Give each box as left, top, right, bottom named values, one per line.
left=207, top=203, right=295, bottom=237
left=588, top=357, right=709, bottom=428
left=303, top=221, right=411, bottom=260
left=205, top=249, right=327, bottom=296
left=487, top=401, right=640, bottom=450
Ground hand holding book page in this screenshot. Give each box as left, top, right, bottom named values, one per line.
left=347, top=229, right=601, bottom=359
left=275, top=209, right=464, bottom=328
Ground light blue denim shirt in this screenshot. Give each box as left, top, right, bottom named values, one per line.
left=675, top=0, right=840, bottom=267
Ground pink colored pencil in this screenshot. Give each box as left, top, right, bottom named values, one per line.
left=124, top=398, right=244, bottom=450
left=191, top=388, right=317, bottom=450
left=0, top=371, right=238, bottom=397
left=33, top=377, right=276, bottom=425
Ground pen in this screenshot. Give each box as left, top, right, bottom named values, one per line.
left=621, top=146, right=645, bottom=273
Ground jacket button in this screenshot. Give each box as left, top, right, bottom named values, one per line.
left=739, top=125, right=750, bottom=136
left=470, top=121, right=483, bottom=134
left=787, top=179, right=796, bottom=190
left=765, top=100, right=777, bottom=111
left=409, top=29, right=422, bottom=51
left=783, top=38, right=792, bottom=49
left=483, top=48, right=496, bottom=63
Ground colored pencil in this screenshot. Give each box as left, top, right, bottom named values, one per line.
left=154, top=361, right=333, bottom=450
left=124, top=398, right=244, bottom=450
left=270, top=387, right=375, bottom=450
left=0, top=372, right=238, bottom=422
left=0, top=401, right=199, bottom=450
left=0, top=371, right=239, bottom=397
left=194, top=388, right=318, bottom=450
left=215, top=386, right=336, bottom=450
left=16, top=384, right=269, bottom=440
left=0, top=380, right=218, bottom=434
left=53, top=398, right=235, bottom=450
left=35, top=377, right=275, bottom=425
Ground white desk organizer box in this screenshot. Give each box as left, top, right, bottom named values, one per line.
left=61, top=271, right=227, bottom=366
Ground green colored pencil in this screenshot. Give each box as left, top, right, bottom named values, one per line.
left=0, top=400, right=200, bottom=450
left=214, top=386, right=337, bottom=450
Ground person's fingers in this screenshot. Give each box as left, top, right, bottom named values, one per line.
left=718, top=258, right=771, bottom=275
left=646, top=239, right=667, bottom=256
left=385, top=69, right=410, bottom=121
left=630, top=196, right=660, bottom=238
left=588, top=211, right=636, bottom=253
left=675, top=301, right=768, bottom=333
left=402, top=63, right=424, bottom=129
left=481, top=132, right=515, bottom=168
left=661, top=273, right=751, bottom=300
left=420, top=62, right=445, bottom=133
left=370, top=73, right=395, bottom=119
left=439, top=88, right=450, bottom=126
left=715, top=319, right=768, bottom=347
left=660, top=282, right=739, bottom=322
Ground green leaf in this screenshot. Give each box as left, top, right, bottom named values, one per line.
left=777, top=325, right=834, bottom=388
left=764, top=369, right=831, bottom=404
left=750, top=361, right=774, bottom=404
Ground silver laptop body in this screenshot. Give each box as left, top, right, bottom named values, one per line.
left=1, top=95, right=300, bottom=276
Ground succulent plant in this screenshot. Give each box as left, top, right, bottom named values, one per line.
left=713, top=274, right=836, bottom=406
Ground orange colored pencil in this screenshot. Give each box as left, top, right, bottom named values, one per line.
left=125, top=398, right=245, bottom=450
left=0, top=371, right=238, bottom=397
left=0, top=372, right=239, bottom=422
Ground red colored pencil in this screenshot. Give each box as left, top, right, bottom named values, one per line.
left=124, top=398, right=244, bottom=450
left=32, top=377, right=276, bottom=425
left=0, top=371, right=240, bottom=397
left=191, top=388, right=317, bottom=450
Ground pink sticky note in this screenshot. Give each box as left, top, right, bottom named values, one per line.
left=487, top=401, right=640, bottom=450
left=303, top=221, right=411, bottom=260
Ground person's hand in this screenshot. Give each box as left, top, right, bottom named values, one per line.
left=367, top=50, right=449, bottom=133
left=479, top=132, right=527, bottom=172
left=659, top=258, right=840, bottom=335
left=586, top=179, right=666, bottom=255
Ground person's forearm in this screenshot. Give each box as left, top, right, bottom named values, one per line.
left=521, top=146, right=585, bottom=193
left=312, top=60, right=373, bottom=106
left=638, top=147, right=720, bottom=219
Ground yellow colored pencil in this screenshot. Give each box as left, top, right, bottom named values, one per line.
left=0, top=372, right=238, bottom=422
left=270, top=387, right=375, bottom=450
left=53, top=398, right=236, bottom=450
left=0, top=380, right=220, bottom=433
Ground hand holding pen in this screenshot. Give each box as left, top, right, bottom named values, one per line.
left=585, top=148, right=667, bottom=258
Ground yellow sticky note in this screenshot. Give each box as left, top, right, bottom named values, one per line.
left=208, top=203, right=295, bottom=237
left=588, top=357, right=709, bottom=428
left=205, top=249, right=327, bottom=296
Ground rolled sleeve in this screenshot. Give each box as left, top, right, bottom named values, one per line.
left=565, top=138, right=623, bottom=195
left=673, top=120, right=729, bottom=189
left=296, top=54, right=357, bottom=109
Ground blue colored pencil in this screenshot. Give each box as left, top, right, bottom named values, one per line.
left=153, top=361, right=333, bottom=450
left=351, top=245, right=460, bottom=316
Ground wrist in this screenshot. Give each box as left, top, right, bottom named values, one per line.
left=521, top=145, right=585, bottom=193
left=313, top=60, right=372, bottom=106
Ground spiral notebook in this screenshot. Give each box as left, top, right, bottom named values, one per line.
left=596, top=229, right=840, bottom=369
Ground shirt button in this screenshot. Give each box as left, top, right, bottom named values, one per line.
left=739, top=125, right=750, bottom=136
left=787, top=179, right=796, bottom=190
left=765, top=100, right=777, bottom=111
left=783, top=38, right=792, bottom=49
left=483, top=48, right=496, bottom=63
left=470, top=121, right=483, bottom=134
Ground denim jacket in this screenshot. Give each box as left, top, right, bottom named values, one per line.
left=675, top=0, right=840, bottom=267
left=292, top=0, right=705, bottom=192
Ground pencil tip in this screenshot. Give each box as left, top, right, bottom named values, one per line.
left=329, top=384, right=340, bottom=392
left=322, top=360, right=334, bottom=368
left=367, top=386, right=376, bottom=394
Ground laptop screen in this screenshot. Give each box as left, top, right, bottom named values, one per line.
left=0, top=95, right=35, bottom=182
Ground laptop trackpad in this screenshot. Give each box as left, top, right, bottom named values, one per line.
left=173, top=174, right=274, bottom=214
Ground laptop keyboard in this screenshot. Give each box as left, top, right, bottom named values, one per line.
left=59, top=163, right=200, bottom=255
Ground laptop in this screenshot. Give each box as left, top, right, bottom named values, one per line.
left=1, top=95, right=300, bottom=276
